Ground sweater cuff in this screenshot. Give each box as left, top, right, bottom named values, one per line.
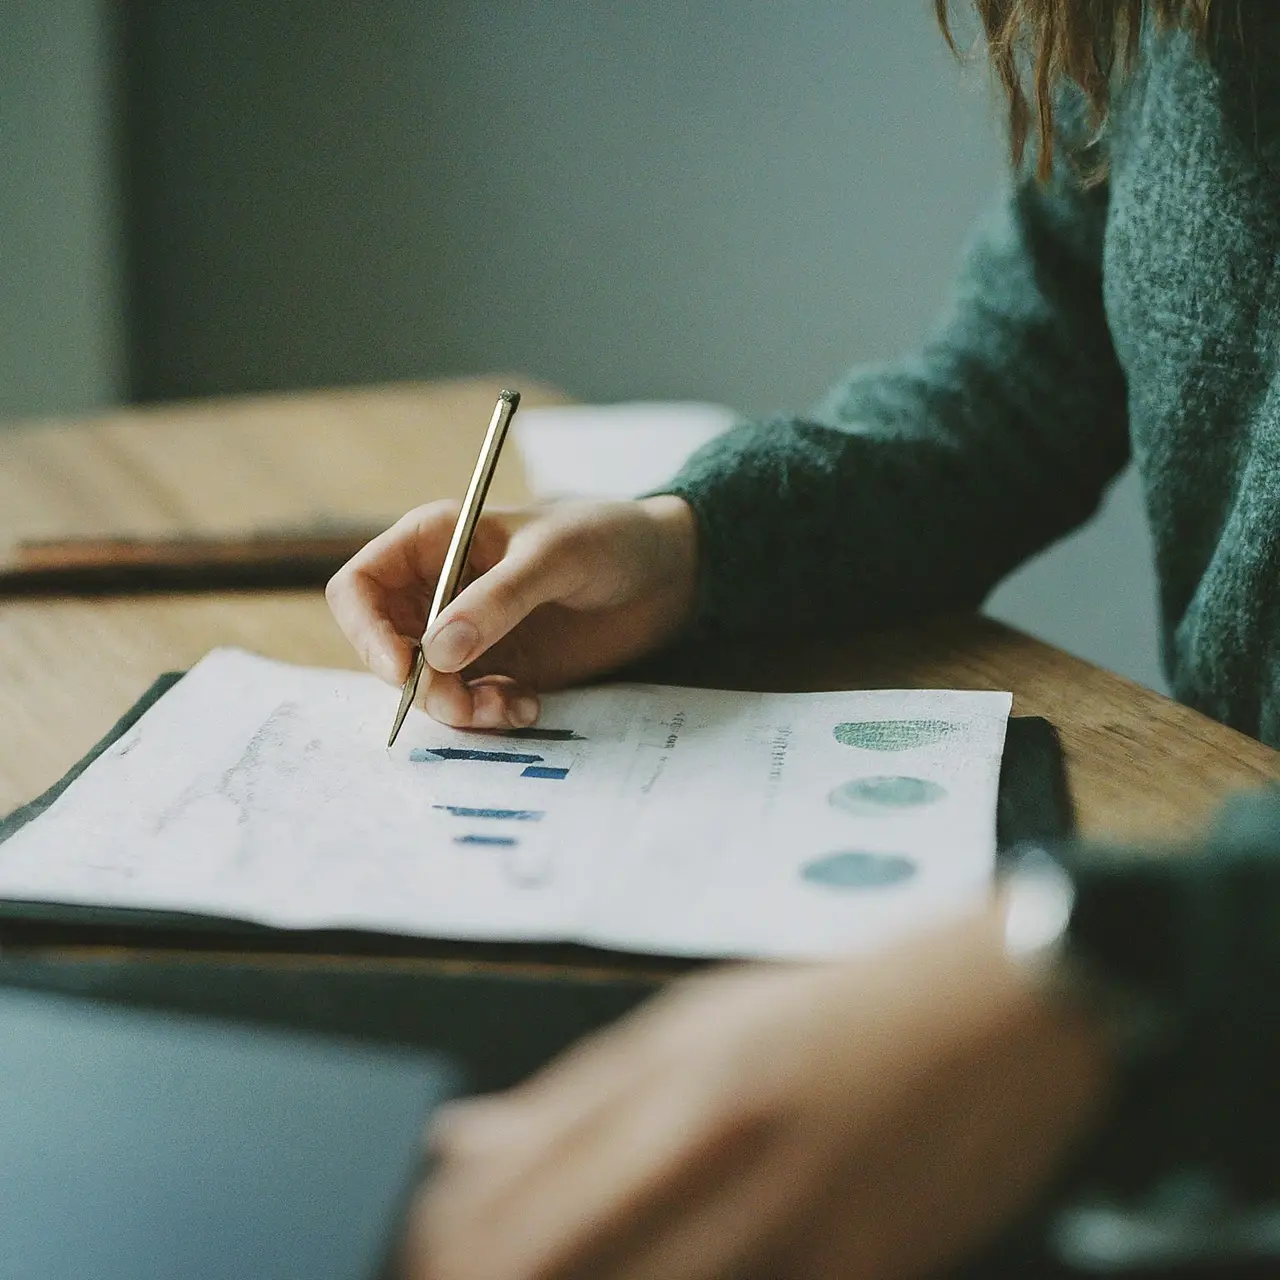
left=1054, top=793, right=1280, bottom=1201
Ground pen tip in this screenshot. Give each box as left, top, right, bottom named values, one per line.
left=387, top=649, right=425, bottom=749
left=386, top=693, right=412, bottom=748
left=499, top=389, right=521, bottom=408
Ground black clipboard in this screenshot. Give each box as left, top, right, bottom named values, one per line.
left=0, top=674, right=1072, bottom=1095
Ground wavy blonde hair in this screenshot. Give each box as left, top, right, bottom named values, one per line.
left=937, top=1, right=1217, bottom=176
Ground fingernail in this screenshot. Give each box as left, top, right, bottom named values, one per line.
left=425, top=619, right=480, bottom=671
left=512, top=696, right=539, bottom=727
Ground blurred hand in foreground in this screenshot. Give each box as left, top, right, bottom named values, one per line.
left=406, top=903, right=1111, bottom=1280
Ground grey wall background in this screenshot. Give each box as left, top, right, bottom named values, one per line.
left=2, top=1, right=1165, bottom=692
left=126, top=3, right=1001, bottom=408
left=0, top=0, right=122, bottom=420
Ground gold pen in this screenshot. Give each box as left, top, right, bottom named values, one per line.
left=386, top=389, right=521, bottom=748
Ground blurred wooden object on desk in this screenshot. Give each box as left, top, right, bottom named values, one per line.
left=0, top=528, right=383, bottom=596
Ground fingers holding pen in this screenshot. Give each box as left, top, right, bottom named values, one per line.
left=422, top=672, right=541, bottom=731
left=325, top=501, right=512, bottom=685
left=330, top=496, right=699, bottom=735
left=420, top=525, right=594, bottom=675
left=327, top=505, right=569, bottom=731
left=324, top=566, right=416, bottom=687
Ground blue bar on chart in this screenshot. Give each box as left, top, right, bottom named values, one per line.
left=521, top=766, right=569, bottom=781
left=433, top=805, right=544, bottom=822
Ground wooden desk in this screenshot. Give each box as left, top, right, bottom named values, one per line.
left=2, top=377, right=1278, bottom=848
left=3, top=378, right=1271, bottom=1276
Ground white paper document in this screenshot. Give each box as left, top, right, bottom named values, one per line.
left=0, top=650, right=1012, bottom=959
left=513, top=401, right=740, bottom=500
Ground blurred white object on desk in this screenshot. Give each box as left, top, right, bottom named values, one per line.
left=513, top=401, right=741, bottom=500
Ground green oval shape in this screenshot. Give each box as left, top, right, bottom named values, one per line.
left=832, top=719, right=958, bottom=751
left=801, top=851, right=918, bottom=890
left=828, top=775, right=946, bottom=815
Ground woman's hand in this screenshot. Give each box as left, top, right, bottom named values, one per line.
left=406, top=905, right=1112, bottom=1280
left=326, top=496, right=698, bottom=729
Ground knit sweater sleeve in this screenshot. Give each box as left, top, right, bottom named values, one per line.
left=661, top=160, right=1130, bottom=642
left=1061, top=788, right=1280, bottom=1203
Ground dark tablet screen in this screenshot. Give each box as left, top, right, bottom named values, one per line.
left=0, top=986, right=456, bottom=1280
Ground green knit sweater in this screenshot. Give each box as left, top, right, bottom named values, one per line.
left=663, top=12, right=1280, bottom=1214
left=667, top=18, right=1280, bottom=746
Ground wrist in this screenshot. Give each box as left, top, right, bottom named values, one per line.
left=638, top=495, right=699, bottom=636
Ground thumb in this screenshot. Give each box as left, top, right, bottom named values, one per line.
left=421, top=535, right=588, bottom=674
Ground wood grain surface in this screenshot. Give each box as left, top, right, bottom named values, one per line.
left=0, top=377, right=561, bottom=550
left=1, top=378, right=1276, bottom=847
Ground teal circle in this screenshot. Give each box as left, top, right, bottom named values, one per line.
left=801, top=851, right=918, bottom=890
left=833, top=719, right=958, bottom=751
left=829, top=775, right=946, bottom=815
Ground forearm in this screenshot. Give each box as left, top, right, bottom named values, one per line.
left=663, top=168, right=1129, bottom=643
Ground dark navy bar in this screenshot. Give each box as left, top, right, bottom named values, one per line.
left=521, top=765, right=569, bottom=780
left=410, top=748, right=544, bottom=764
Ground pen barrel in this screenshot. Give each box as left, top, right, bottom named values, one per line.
left=388, top=389, right=520, bottom=749
left=426, top=390, right=520, bottom=628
